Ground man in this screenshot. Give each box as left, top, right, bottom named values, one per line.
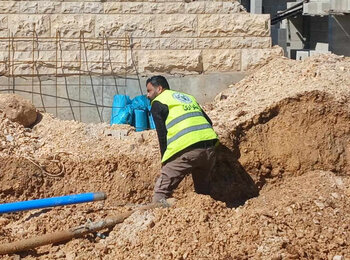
left=146, top=75, right=219, bottom=203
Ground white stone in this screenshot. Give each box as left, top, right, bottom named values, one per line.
left=0, top=16, right=8, bottom=37
left=96, top=15, right=155, bottom=38
left=231, top=37, right=271, bottom=48
left=223, top=2, right=243, bottom=13
left=19, top=2, right=38, bottom=14
left=51, top=15, right=95, bottom=38
left=0, top=2, right=18, bottom=14
left=205, top=2, right=223, bottom=13
left=241, top=47, right=284, bottom=71
left=9, top=15, right=50, bottom=37
left=143, top=3, right=167, bottom=14
left=104, top=3, right=123, bottom=14
left=84, top=2, right=103, bottom=14
left=38, top=2, right=62, bottom=14
left=143, top=3, right=184, bottom=14
left=159, top=38, right=194, bottom=50
left=61, top=2, right=84, bottom=14
left=195, top=38, right=231, bottom=49
left=184, top=2, right=206, bottom=14
left=122, top=2, right=144, bottom=14
left=136, top=50, right=203, bottom=74
left=155, top=14, right=197, bottom=37
left=202, top=49, right=241, bottom=72
left=141, top=38, right=160, bottom=49
left=198, top=14, right=270, bottom=37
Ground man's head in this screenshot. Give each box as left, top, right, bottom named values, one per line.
left=146, top=75, right=170, bottom=101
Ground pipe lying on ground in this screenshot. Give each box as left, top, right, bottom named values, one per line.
left=0, top=202, right=168, bottom=255
left=0, top=192, right=106, bottom=214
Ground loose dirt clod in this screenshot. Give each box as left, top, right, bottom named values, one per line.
left=0, top=54, right=350, bottom=259
left=0, top=94, right=37, bottom=127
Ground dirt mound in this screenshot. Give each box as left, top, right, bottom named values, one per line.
left=0, top=53, right=350, bottom=259
left=0, top=94, right=37, bottom=127
left=209, top=54, right=350, bottom=186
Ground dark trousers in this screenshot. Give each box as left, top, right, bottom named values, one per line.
left=153, top=146, right=216, bottom=202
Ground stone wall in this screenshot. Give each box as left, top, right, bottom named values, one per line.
left=0, top=0, right=280, bottom=76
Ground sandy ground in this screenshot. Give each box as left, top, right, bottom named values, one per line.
left=0, top=54, right=350, bottom=259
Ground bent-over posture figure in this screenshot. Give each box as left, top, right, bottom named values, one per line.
left=146, top=75, right=219, bottom=202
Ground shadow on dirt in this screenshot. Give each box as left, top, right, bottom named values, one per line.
left=210, top=144, right=259, bottom=208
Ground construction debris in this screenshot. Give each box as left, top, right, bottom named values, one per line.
left=0, top=54, right=349, bottom=259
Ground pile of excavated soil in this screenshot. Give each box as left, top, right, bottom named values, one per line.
left=0, top=53, right=350, bottom=259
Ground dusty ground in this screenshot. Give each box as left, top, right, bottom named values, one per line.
left=0, top=54, right=350, bottom=259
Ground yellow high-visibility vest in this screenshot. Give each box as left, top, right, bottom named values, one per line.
left=152, top=90, right=218, bottom=163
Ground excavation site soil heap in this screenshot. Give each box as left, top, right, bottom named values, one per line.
left=0, top=54, right=350, bottom=259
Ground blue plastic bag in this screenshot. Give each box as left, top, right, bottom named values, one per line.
left=131, top=95, right=151, bottom=111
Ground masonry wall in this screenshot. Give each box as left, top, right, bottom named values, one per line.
left=329, top=15, right=350, bottom=56
left=0, top=0, right=280, bottom=75
left=0, top=0, right=281, bottom=123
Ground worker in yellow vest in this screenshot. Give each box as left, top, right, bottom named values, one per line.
left=146, top=75, right=219, bottom=203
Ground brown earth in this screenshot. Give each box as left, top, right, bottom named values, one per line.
left=0, top=54, right=350, bottom=259
left=0, top=94, right=37, bottom=127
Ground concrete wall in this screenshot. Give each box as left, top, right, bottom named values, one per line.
left=0, top=72, right=246, bottom=123
left=0, top=0, right=277, bottom=76
left=329, top=15, right=350, bottom=56
left=0, top=0, right=281, bottom=123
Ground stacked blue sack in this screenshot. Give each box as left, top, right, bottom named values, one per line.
left=110, top=94, right=156, bottom=132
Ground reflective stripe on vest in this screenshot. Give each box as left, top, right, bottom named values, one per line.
left=167, top=123, right=212, bottom=146
left=152, top=90, right=218, bottom=163
left=166, top=111, right=204, bottom=130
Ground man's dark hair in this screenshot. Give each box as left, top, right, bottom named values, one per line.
left=146, top=75, right=170, bottom=90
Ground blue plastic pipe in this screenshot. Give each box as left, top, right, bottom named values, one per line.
left=0, top=192, right=106, bottom=214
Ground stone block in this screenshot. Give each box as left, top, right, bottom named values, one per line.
left=195, top=38, right=232, bottom=49
left=84, top=2, right=103, bottom=14
left=0, top=16, right=8, bottom=37
left=223, top=2, right=243, bottom=13
left=202, top=49, right=241, bottom=72
left=0, top=2, right=18, bottom=14
left=14, top=51, right=34, bottom=62
left=95, top=15, right=155, bottom=38
left=143, top=2, right=184, bottom=14
left=122, top=2, right=144, bottom=14
left=19, top=2, right=38, bottom=14
left=0, top=51, right=8, bottom=61
left=51, top=15, right=95, bottom=38
left=13, top=63, right=33, bottom=76
left=58, top=41, right=81, bottom=51
left=61, top=2, right=84, bottom=14
left=309, top=50, right=331, bottom=56
left=159, top=38, right=194, bottom=50
left=159, top=38, right=177, bottom=50
left=9, top=15, right=50, bottom=37
left=14, top=41, right=33, bottom=52
left=205, top=2, right=223, bottom=13
left=38, top=2, right=62, bottom=14
left=231, top=37, right=271, bottom=48
left=135, top=50, right=203, bottom=74
left=0, top=41, right=9, bottom=51
left=143, top=3, right=167, bottom=14
left=176, top=38, right=194, bottom=49
left=184, top=2, right=206, bottom=14
left=241, top=47, right=283, bottom=71
left=141, top=38, right=160, bottom=49
left=198, top=14, right=270, bottom=37
left=104, top=3, right=123, bottom=14
left=155, top=14, right=197, bottom=37
left=296, top=50, right=309, bottom=60
left=37, top=50, right=57, bottom=62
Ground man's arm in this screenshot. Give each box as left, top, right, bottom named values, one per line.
left=151, top=101, right=169, bottom=158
